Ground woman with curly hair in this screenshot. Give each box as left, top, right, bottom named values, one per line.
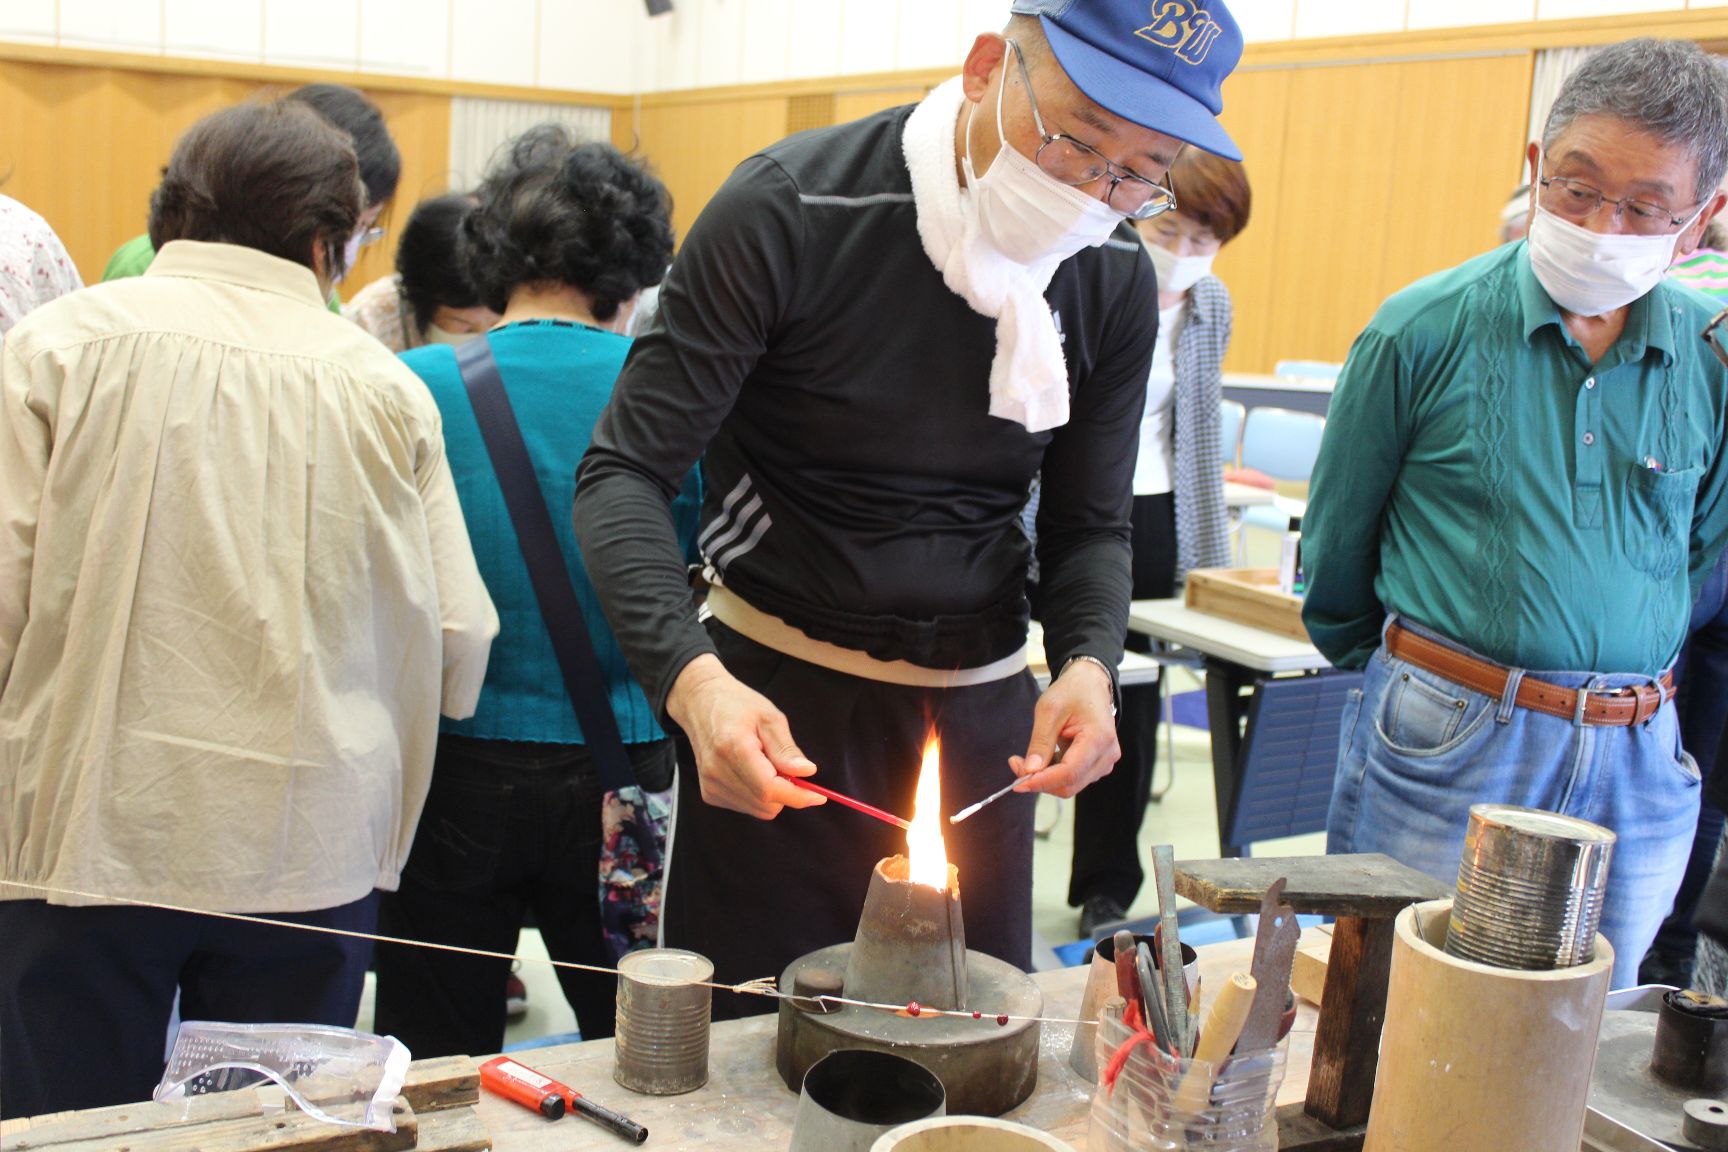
left=372, top=126, right=698, bottom=1055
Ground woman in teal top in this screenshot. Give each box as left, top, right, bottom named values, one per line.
left=373, top=126, right=691, bottom=1056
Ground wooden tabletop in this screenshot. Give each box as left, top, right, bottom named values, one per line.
left=475, top=931, right=1324, bottom=1150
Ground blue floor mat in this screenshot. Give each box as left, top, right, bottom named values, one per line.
left=1168, top=687, right=1208, bottom=730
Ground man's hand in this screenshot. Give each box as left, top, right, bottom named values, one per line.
left=666, top=653, right=827, bottom=819
left=1010, top=657, right=1120, bottom=799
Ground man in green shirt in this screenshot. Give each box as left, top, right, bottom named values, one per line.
left=1304, top=37, right=1728, bottom=988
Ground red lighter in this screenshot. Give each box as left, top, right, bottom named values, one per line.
left=479, top=1055, right=649, bottom=1144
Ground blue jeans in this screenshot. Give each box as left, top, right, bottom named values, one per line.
left=1326, top=618, right=1700, bottom=989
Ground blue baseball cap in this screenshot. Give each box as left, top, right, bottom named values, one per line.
left=1009, top=0, right=1244, bottom=161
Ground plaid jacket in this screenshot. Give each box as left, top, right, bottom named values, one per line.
left=1171, top=274, right=1234, bottom=581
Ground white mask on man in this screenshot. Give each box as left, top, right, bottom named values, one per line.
left=1143, top=238, right=1215, bottom=294
left=961, top=69, right=1124, bottom=268
left=1526, top=163, right=1705, bottom=316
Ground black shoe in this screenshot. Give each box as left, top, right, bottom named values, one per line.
left=1078, top=895, right=1128, bottom=940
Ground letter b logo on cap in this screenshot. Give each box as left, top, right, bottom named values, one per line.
left=1135, top=0, right=1225, bottom=65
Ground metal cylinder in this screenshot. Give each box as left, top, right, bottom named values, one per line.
left=1652, top=990, right=1728, bottom=1094
left=1069, top=934, right=1197, bottom=1083
left=1445, top=804, right=1615, bottom=970
left=789, top=1050, right=946, bottom=1152
left=613, top=948, right=712, bottom=1095
left=844, top=856, right=968, bottom=1011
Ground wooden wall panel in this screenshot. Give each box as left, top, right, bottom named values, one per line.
left=617, top=97, right=791, bottom=243
left=834, top=86, right=928, bottom=124
left=1210, top=68, right=1294, bottom=376
left=1260, top=61, right=1407, bottom=369
left=1378, top=54, right=1532, bottom=297
left=0, top=61, right=252, bottom=281
left=0, top=59, right=452, bottom=289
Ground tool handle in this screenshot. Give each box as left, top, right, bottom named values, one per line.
left=1173, top=972, right=1258, bottom=1114
left=568, top=1094, right=650, bottom=1145
left=1112, top=930, right=1141, bottom=1005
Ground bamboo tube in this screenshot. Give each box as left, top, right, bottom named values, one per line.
left=1363, top=899, right=1612, bottom=1152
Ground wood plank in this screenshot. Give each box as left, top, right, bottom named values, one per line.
left=415, top=1108, right=491, bottom=1152
left=2, top=1091, right=271, bottom=1146
left=1305, top=916, right=1396, bottom=1130
left=1293, top=924, right=1335, bottom=1007
left=1185, top=568, right=1308, bottom=642
left=402, top=1056, right=480, bottom=1115
left=1176, top=855, right=1451, bottom=918
left=1277, top=1102, right=1366, bottom=1151
left=42, top=1099, right=417, bottom=1152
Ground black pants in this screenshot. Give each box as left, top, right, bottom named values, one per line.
left=664, top=618, right=1039, bottom=1018
left=374, top=734, right=668, bottom=1056
left=0, top=892, right=377, bottom=1119
left=1069, top=492, right=1176, bottom=910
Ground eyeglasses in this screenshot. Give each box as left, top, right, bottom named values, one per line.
left=356, top=226, right=387, bottom=249
left=1703, top=307, right=1728, bottom=370
left=1004, top=38, right=1177, bottom=221
left=1538, top=172, right=1696, bottom=237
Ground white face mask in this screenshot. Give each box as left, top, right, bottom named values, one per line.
left=337, top=232, right=364, bottom=285
left=961, top=71, right=1124, bottom=268
left=1144, top=238, right=1215, bottom=294
left=1526, top=164, right=1705, bottom=316
left=424, top=324, right=478, bottom=347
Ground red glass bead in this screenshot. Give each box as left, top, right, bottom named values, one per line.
left=907, top=1001, right=922, bottom=1017
left=996, top=1014, right=1009, bottom=1027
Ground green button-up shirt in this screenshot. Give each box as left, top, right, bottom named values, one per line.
left=1303, top=241, right=1728, bottom=677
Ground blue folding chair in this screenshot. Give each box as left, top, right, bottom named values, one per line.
left=1219, top=399, right=1245, bottom=467
left=1239, top=406, right=1326, bottom=538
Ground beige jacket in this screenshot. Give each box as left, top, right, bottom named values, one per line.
left=0, top=240, right=498, bottom=913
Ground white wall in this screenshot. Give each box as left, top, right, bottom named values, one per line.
left=2, top=0, right=1726, bottom=94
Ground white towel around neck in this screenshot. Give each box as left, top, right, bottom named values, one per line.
left=903, top=77, right=1071, bottom=433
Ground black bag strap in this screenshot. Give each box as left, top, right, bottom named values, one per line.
left=454, top=336, right=638, bottom=794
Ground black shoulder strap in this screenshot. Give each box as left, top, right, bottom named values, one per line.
left=454, top=336, right=637, bottom=793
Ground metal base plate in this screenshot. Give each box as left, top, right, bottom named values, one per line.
left=1591, top=1008, right=1713, bottom=1150
left=775, top=943, right=1043, bottom=1117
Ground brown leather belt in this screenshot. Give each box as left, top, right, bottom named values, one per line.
left=1385, top=623, right=1673, bottom=728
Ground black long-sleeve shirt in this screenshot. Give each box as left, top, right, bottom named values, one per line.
left=574, top=104, right=1157, bottom=716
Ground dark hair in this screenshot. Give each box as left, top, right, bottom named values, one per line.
left=1171, top=149, right=1252, bottom=244
left=148, top=100, right=363, bottom=276
left=285, top=84, right=401, bottom=209
left=397, top=193, right=485, bottom=332
left=462, top=125, right=674, bottom=321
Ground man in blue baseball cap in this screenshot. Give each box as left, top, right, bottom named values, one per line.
left=574, top=0, right=1245, bottom=1006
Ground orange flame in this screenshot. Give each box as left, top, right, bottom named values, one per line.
left=906, top=737, right=949, bottom=890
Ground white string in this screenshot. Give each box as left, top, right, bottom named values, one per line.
left=3, top=880, right=1085, bottom=1027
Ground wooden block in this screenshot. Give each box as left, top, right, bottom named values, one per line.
left=1292, top=924, right=1334, bottom=1007
left=1185, top=567, right=1309, bottom=641
left=402, top=1056, right=480, bottom=1114
left=1276, top=1102, right=1366, bottom=1151
left=415, top=1107, right=491, bottom=1152
left=1175, top=855, right=1450, bottom=918
left=26, top=1098, right=418, bottom=1152
left=3, top=1090, right=273, bottom=1146
left=1305, top=916, right=1396, bottom=1130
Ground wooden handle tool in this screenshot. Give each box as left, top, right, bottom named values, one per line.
left=1173, top=971, right=1257, bottom=1115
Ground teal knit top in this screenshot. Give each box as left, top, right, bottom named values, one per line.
left=404, top=320, right=702, bottom=744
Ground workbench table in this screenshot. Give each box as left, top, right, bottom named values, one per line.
left=475, top=931, right=1321, bottom=1150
